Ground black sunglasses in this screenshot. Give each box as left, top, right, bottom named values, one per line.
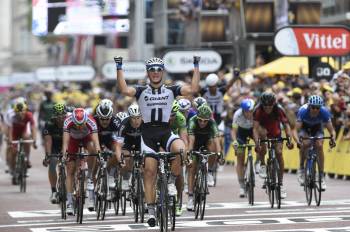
left=198, top=118, right=209, bottom=123
left=148, top=67, right=164, bottom=72
left=311, top=106, right=320, bottom=110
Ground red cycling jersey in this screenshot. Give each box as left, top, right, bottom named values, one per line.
left=10, top=112, right=35, bottom=139
left=63, top=114, right=98, bottom=154
left=253, top=104, right=289, bottom=138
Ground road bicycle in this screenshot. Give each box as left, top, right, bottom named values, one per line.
left=259, top=137, right=289, bottom=209
left=12, top=139, right=34, bottom=193
left=94, top=150, right=112, bottom=220
left=300, top=136, right=333, bottom=206
left=144, top=149, right=182, bottom=232
left=236, top=143, right=255, bottom=205
left=191, top=149, right=221, bottom=220
left=47, top=153, right=67, bottom=219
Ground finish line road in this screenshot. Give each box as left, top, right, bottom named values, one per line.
left=0, top=145, right=349, bottom=232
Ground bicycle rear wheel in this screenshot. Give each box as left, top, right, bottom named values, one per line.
left=313, top=157, right=322, bottom=206
left=121, top=191, right=127, bottom=216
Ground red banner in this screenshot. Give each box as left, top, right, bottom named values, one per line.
left=274, top=26, right=350, bottom=56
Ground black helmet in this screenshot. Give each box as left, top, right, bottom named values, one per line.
left=260, top=92, right=276, bottom=106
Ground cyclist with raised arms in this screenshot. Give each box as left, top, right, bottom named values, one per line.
left=114, top=103, right=143, bottom=191
left=93, top=99, right=121, bottom=189
left=231, top=98, right=255, bottom=198
left=253, top=92, right=293, bottom=199
left=187, top=104, right=221, bottom=211
left=293, top=95, right=336, bottom=190
left=62, top=108, right=101, bottom=214
left=200, top=69, right=239, bottom=125
left=114, top=55, right=200, bottom=227
left=42, top=103, right=67, bottom=204
left=8, top=101, right=37, bottom=184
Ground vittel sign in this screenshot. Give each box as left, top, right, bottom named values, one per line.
left=274, top=26, right=350, bottom=56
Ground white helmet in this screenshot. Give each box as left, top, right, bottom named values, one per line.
left=96, top=99, right=113, bottom=119
left=128, top=104, right=141, bottom=117
left=116, top=111, right=129, bottom=121
left=178, top=99, right=191, bottom=111
left=146, top=57, right=164, bottom=69
left=205, top=73, right=219, bottom=86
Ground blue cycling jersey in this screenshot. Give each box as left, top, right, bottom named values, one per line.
left=297, top=104, right=331, bottom=128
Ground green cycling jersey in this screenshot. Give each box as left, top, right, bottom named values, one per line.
left=170, top=111, right=187, bottom=135
left=188, top=115, right=219, bottom=139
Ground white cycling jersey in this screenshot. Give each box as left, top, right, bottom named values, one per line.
left=232, top=108, right=253, bottom=129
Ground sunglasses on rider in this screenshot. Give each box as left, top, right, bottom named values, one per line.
left=198, top=117, right=209, bottom=123
left=147, top=67, right=164, bottom=72
left=310, top=106, right=320, bottom=110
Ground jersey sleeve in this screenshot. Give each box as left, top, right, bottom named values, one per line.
left=209, top=120, right=219, bottom=138
left=168, top=85, right=182, bottom=98
left=277, top=105, right=289, bottom=124
left=177, top=112, right=187, bottom=128
left=232, top=110, right=239, bottom=128
left=321, top=107, right=332, bottom=123
left=135, top=86, right=147, bottom=100
left=27, top=112, right=35, bottom=126
left=187, top=117, right=196, bottom=135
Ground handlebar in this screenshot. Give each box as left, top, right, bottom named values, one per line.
left=259, top=137, right=290, bottom=145
left=299, top=136, right=333, bottom=142
left=11, top=139, right=34, bottom=144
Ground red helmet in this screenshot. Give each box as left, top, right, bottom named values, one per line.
left=72, top=108, right=88, bottom=126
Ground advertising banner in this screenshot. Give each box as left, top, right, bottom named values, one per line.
left=274, top=26, right=350, bottom=56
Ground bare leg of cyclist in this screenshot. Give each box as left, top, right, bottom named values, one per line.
left=48, top=158, right=58, bottom=203
left=66, top=159, right=76, bottom=214
left=187, top=161, right=197, bottom=211
left=276, top=143, right=284, bottom=183
left=236, top=149, right=245, bottom=197
left=170, top=139, right=184, bottom=214
left=86, top=142, right=97, bottom=211
left=207, top=140, right=217, bottom=187
left=22, top=134, right=32, bottom=168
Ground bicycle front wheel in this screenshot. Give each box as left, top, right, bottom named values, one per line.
left=267, top=161, right=275, bottom=208
left=273, top=159, right=281, bottom=209
left=304, top=160, right=313, bottom=206
left=159, top=175, right=169, bottom=232
left=313, top=157, right=322, bottom=206
left=76, top=171, right=85, bottom=224
left=19, top=154, right=27, bottom=193
left=169, top=195, right=176, bottom=231
left=137, top=176, right=145, bottom=223
left=246, top=157, right=255, bottom=205
left=59, top=169, right=67, bottom=220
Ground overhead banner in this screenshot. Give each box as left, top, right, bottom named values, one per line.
left=163, top=50, right=222, bottom=73
left=274, top=26, right=350, bottom=56
left=102, top=62, right=146, bottom=80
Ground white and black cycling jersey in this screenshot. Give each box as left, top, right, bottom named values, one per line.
left=200, top=87, right=226, bottom=114
left=232, top=108, right=253, bottom=129
left=135, top=85, right=182, bottom=124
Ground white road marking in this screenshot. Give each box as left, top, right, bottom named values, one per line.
left=27, top=215, right=350, bottom=232
left=8, top=199, right=350, bottom=218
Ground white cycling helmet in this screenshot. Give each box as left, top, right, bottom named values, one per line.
left=146, top=57, right=164, bottom=69
left=205, top=73, right=219, bottom=87
left=96, top=99, right=113, bottom=119
left=128, top=103, right=141, bottom=117
left=116, top=111, right=129, bottom=121
left=178, top=99, right=191, bottom=111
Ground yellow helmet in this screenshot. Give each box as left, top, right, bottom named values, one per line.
left=14, top=102, right=28, bottom=113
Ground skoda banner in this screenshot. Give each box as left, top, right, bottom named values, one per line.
left=274, top=26, right=350, bottom=56
left=163, top=50, right=222, bottom=73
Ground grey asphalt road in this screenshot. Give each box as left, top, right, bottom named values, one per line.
left=0, top=143, right=350, bottom=232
